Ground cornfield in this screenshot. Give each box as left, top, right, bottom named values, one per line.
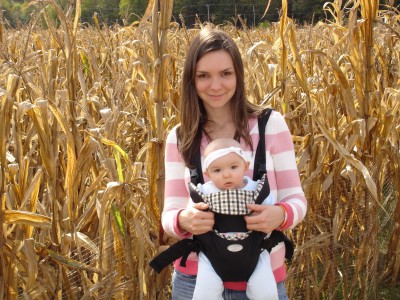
left=0, top=0, right=399, bottom=299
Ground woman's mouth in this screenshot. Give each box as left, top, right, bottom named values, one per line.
left=209, top=93, right=224, bottom=99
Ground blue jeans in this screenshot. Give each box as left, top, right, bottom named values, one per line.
left=172, top=269, right=289, bottom=300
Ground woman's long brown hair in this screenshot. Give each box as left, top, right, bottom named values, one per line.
left=177, top=28, right=264, bottom=167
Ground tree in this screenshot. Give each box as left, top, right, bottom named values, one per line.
left=291, top=0, right=326, bottom=23
left=1, top=0, right=33, bottom=27
left=3, top=0, right=400, bottom=28
left=81, top=0, right=120, bottom=24
left=119, top=0, right=147, bottom=23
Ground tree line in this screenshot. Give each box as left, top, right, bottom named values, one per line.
left=1, top=0, right=399, bottom=28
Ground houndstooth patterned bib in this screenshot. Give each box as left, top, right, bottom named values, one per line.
left=190, top=175, right=266, bottom=215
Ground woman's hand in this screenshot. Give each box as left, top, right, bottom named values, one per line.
left=244, top=204, right=285, bottom=234
left=178, top=203, right=215, bottom=235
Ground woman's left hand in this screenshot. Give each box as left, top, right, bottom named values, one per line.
left=244, top=204, right=285, bottom=234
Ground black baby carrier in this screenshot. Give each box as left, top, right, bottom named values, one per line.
left=150, top=109, right=294, bottom=282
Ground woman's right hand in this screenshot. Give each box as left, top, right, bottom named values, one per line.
left=178, top=203, right=215, bottom=235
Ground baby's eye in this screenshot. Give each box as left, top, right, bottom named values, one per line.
left=231, top=165, right=238, bottom=170
left=213, top=168, right=221, bottom=173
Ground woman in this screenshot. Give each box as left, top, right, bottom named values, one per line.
left=161, top=27, right=307, bottom=300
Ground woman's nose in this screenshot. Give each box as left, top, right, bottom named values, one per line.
left=210, top=77, right=222, bottom=90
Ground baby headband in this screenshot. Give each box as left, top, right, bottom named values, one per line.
left=204, top=147, right=246, bottom=170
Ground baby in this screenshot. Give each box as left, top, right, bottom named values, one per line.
left=193, top=138, right=278, bottom=300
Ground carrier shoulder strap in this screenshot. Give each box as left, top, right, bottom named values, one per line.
left=189, top=108, right=273, bottom=185
left=252, top=108, right=273, bottom=181
left=189, top=146, right=204, bottom=185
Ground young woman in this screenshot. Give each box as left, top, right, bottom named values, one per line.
left=161, top=27, right=307, bottom=300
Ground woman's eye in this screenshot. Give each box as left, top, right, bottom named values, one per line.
left=197, top=73, right=208, bottom=79
left=222, top=71, right=232, bottom=77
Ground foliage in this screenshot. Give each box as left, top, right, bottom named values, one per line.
left=258, top=20, right=271, bottom=28
left=119, top=0, right=148, bottom=23
left=1, top=0, right=33, bottom=27
left=5, top=0, right=399, bottom=27
left=80, top=0, right=121, bottom=24
left=172, top=0, right=283, bottom=27
left=291, top=0, right=327, bottom=22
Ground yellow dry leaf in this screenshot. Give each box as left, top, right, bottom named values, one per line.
left=4, top=210, right=51, bottom=228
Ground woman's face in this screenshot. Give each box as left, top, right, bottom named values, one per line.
left=194, top=50, right=237, bottom=113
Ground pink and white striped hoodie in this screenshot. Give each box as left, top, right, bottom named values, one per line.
left=162, top=110, right=307, bottom=290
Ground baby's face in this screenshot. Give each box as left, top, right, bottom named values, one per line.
left=206, top=152, right=249, bottom=190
